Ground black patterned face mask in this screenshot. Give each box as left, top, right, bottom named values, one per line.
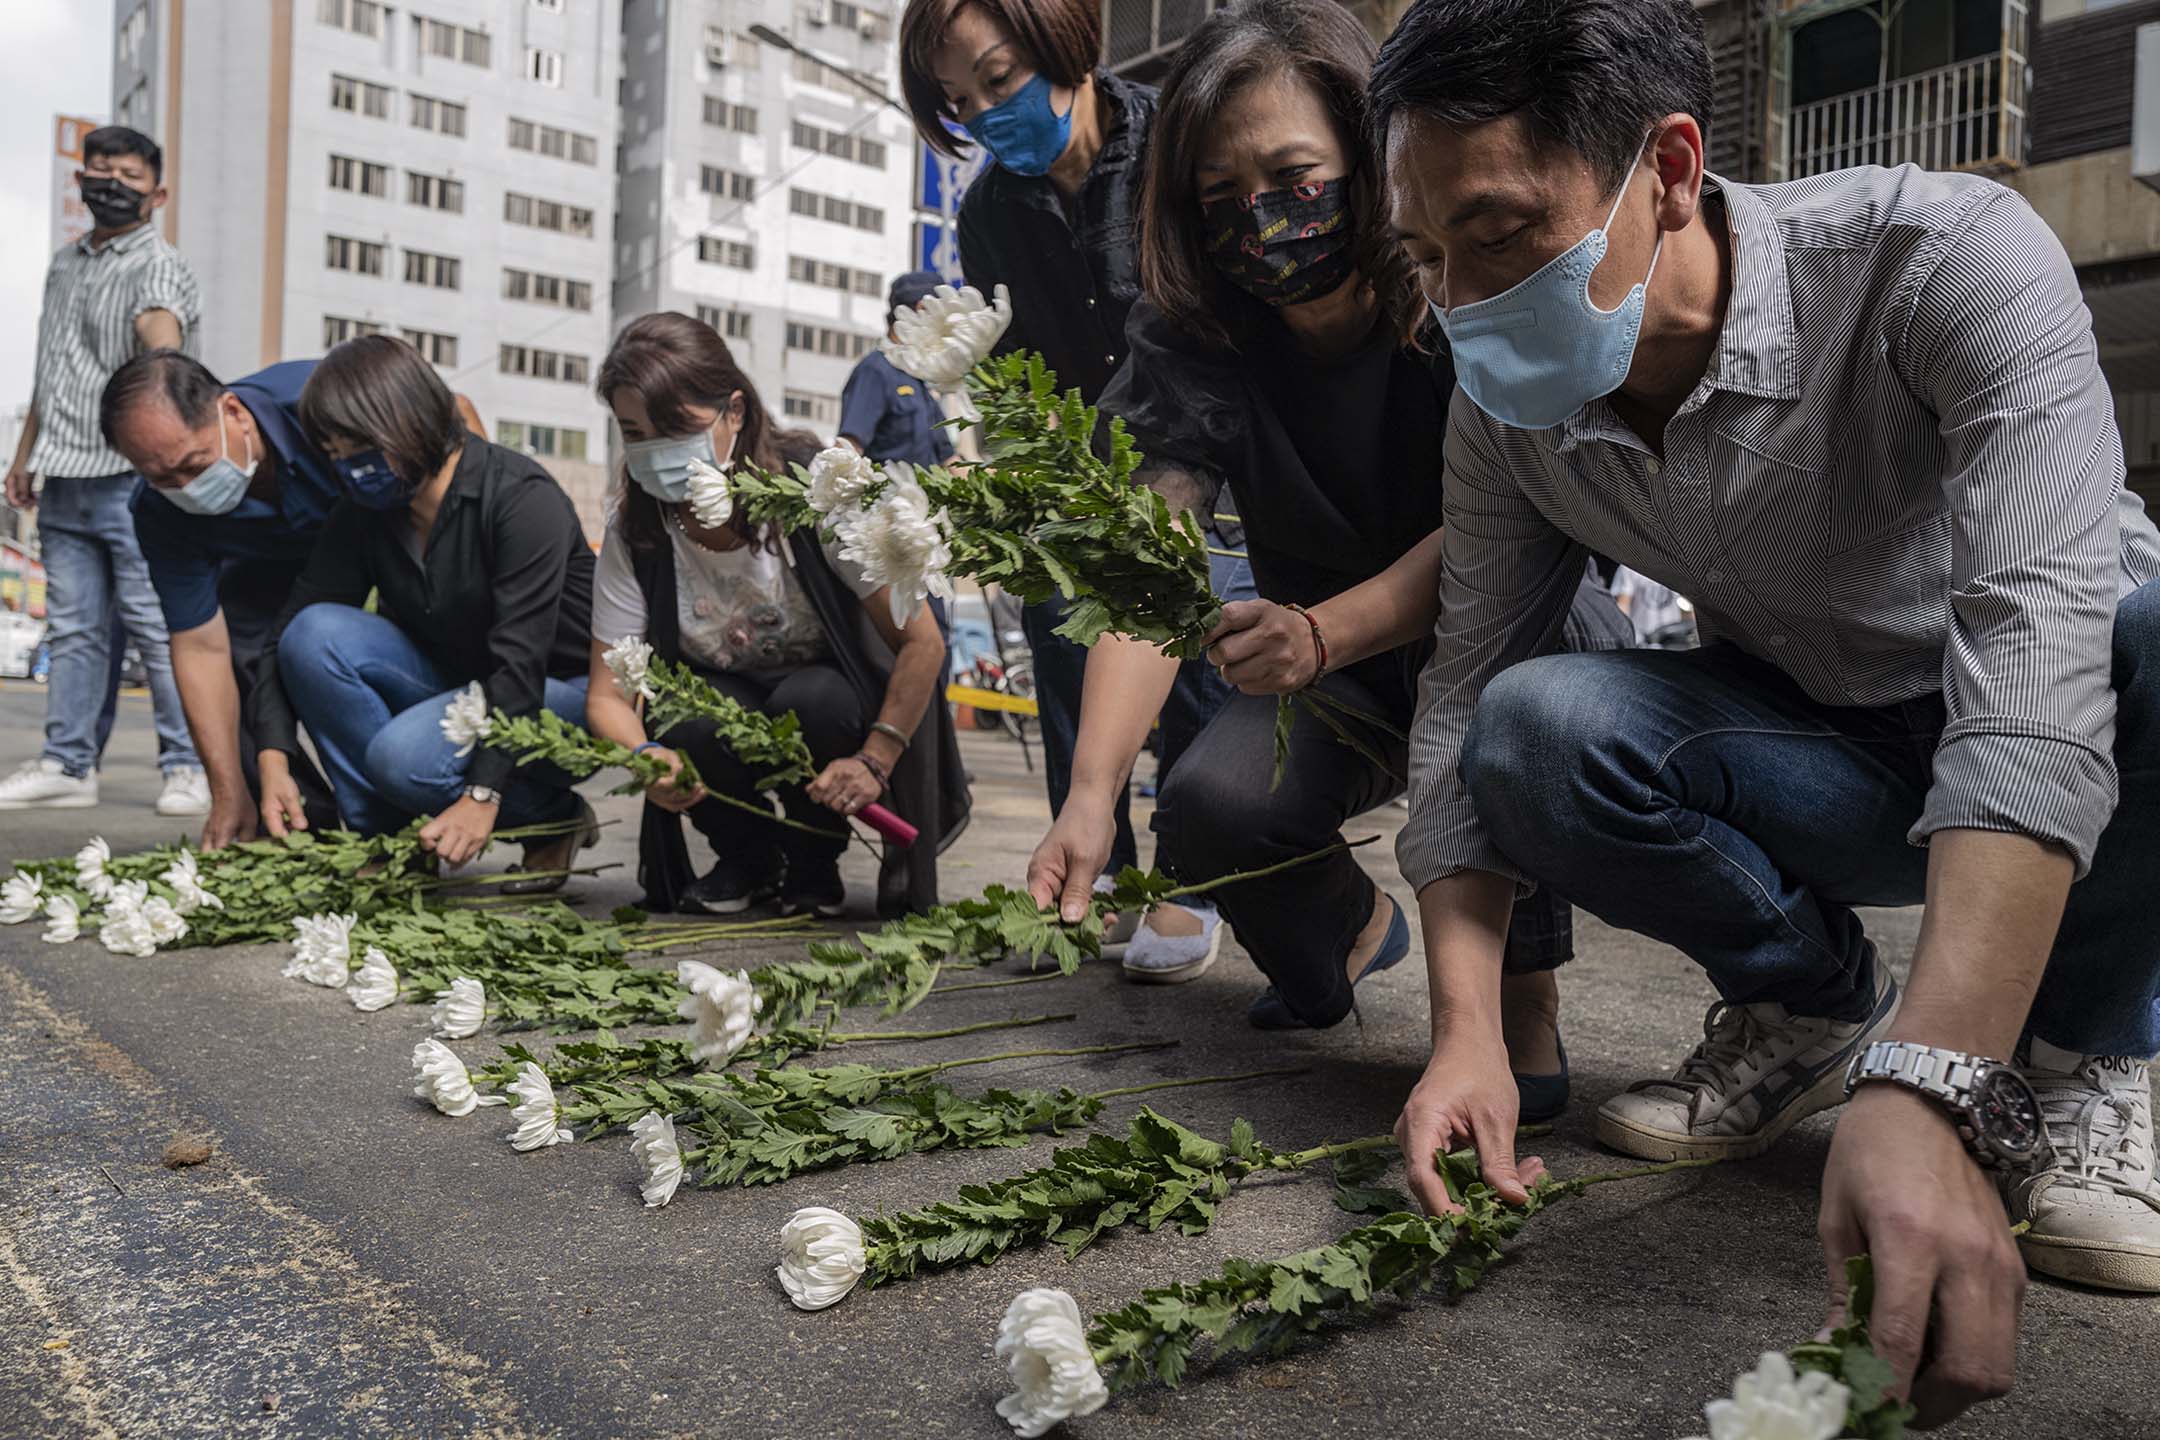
left=1201, top=177, right=1356, bottom=308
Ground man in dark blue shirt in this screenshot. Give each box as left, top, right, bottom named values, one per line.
left=102, top=350, right=342, bottom=846
left=838, top=271, right=958, bottom=470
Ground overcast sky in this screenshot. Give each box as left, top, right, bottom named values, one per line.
left=1, top=1, right=116, bottom=419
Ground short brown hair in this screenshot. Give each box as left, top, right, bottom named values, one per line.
left=299, top=335, right=463, bottom=494
left=1138, top=0, right=1417, bottom=352
left=898, top=0, right=1101, bottom=159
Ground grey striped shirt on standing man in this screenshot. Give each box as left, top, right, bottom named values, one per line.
left=26, top=222, right=201, bottom=480
left=1399, top=165, right=2160, bottom=895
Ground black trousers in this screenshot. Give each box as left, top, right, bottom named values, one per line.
left=225, top=585, right=339, bottom=831
left=657, top=662, right=864, bottom=874
left=1152, top=575, right=1630, bottom=1026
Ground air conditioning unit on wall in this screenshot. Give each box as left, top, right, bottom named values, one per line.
left=2137, top=23, right=2160, bottom=195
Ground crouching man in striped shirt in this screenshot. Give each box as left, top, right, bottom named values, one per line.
left=1338, top=0, right=2158, bottom=1426
left=0, top=125, right=206, bottom=816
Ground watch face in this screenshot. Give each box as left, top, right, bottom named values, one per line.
left=1975, top=1069, right=2043, bottom=1158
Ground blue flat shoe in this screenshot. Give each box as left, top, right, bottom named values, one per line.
left=1513, top=1037, right=1571, bottom=1124
left=1248, top=896, right=1411, bottom=1030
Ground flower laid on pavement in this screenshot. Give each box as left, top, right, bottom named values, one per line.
left=98, top=907, right=158, bottom=958
left=506, top=1062, right=574, bottom=1151
left=883, top=282, right=1013, bottom=386
left=431, top=976, right=487, bottom=1039
left=348, top=947, right=400, bottom=1012
left=1, top=871, right=44, bottom=924
left=284, top=912, right=357, bottom=986
left=676, top=960, right=762, bottom=1067
left=411, top=1038, right=507, bottom=1118
left=1685, top=1351, right=1850, bottom=1440
left=993, top=1288, right=1109, bottom=1438
left=75, top=837, right=114, bottom=901
left=107, top=878, right=150, bottom=913
left=686, top=456, right=734, bottom=528
left=833, top=467, right=955, bottom=627
left=160, top=850, right=223, bottom=915
left=440, top=681, right=492, bottom=758
left=776, top=1208, right=867, bottom=1311
left=41, top=894, right=80, bottom=944
left=602, top=636, right=656, bottom=702
left=629, top=1111, right=683, bottom=1209
left=804, top=445, right=878, bottom=518
left=141, top=896, right=188, bottom=947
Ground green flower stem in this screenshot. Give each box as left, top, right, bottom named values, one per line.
left=1143, top=837, right=1377, bottom=905
left=1276, top=1134, right=1396, bottom=1171
left=1553, top=1155, right=1724, bottom=1192
left=893, top=1039, right=1177, bottom=1082
left=421, top=864, right=618, bottom=891
left=824, top=1012, right=1075, bottom=1045
left=930, top=972, right=1069, bottom=996
left=1087, top=1067, right=1306, bottom=1102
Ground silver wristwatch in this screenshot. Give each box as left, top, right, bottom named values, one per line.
left=1844, top=1040, right=2049, bottom=1172
left=463, top=784, right=503, bottom=807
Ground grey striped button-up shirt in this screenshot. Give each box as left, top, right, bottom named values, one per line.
left=1400, top=165, right=2160, bottom=892
left=27, top=221, right=201, bottom=479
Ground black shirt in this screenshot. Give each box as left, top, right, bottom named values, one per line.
left=956, top=70, right=1155, bottom=406
left=250, top=435, right=596, bottom=792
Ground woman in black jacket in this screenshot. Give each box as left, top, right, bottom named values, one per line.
left=584, top=313, right=967, bottom=918
left=251, top=336, right=597, bottom=883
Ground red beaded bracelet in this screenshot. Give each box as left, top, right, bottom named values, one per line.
left=851, top=751, right=891, bottom=790
left=1282, top=603, right=1329, bottom=685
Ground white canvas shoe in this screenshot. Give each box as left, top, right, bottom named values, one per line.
left=2005, top=1038, right=2160, bottom=1293
left=1121, top=900, right=1225, bottom=984
left=0, top=758, right=98, bottom=810
left=1596, top=963, right=1899, bottom=1162
left=155, top=765, right=212, bottom=817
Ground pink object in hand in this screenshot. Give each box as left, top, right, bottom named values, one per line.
left=858, top=803, right=918, bottom=849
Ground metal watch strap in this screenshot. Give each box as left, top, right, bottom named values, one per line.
left=1846, top=1039, right=1997, bottom=1163
left=463, top=784, right=503, bottom=806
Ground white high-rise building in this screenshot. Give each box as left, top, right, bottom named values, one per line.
left=615, top=0, right=918, bottom=436
left=110, top=0, right=621, bottom=529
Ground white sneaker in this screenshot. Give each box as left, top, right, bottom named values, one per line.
left=155, top=765, right=212, bottom=817
left=1094, top=874, right=1140, bottom=959
left=1121, top=900, right=1225, bottom=984
left=2005, top=1038, right=2160, bottom=1292
left=0, top=758, right=98, bottom=810
left=1596, top=963, right=1899, bottom=1162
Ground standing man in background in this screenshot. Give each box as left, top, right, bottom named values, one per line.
left=0, top=125, right=205, bottom=816
left=839, top=271, right=960, bottom=474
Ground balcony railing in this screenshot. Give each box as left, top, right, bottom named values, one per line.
left=1786, top=51, right=2026, bottom=178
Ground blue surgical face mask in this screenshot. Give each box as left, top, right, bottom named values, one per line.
left=336, top=448, right=409, bottom=510
left=962, top=73, right=1074, bottom=178
left=1430, top=150, right=1664, bottom=431
left=624, top=425, right=734, bottom=504
left=165, top=402, right=257, bottom=517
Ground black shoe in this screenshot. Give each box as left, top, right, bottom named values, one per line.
left=778, top=855, right=847, bottom=919
left=680, top=858, right=781, bottom=915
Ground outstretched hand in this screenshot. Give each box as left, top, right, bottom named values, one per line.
left=1395, top=1030, right=1546, bottom=1215
left=1203, top=600, right=1319, bottom=695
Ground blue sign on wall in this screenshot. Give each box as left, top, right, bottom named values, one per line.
left=914, top=219, right=959, bottom=278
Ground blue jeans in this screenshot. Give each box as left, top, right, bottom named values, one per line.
left=1461, top=579, right=2160, bottom=1057
left=276, top=604, right=588, bottom=836
left=36, top=473, right=195, bottom=777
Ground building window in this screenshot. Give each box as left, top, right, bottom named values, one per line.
left=504, top=192, right=596, bottom=238
left=322, top=314, right=385, bottom=346
left=403, top=249, right=461, bottom=290
left=532, top=0, right=564, bottom=11
left=406, top=171, right=465, bottom=214
left=699, top=166, right=757, bottom=201
left=118, top=6, right=150, bottom=64
left=696, top=236, right=756, bottom=269
left=509, top=118, right=599, bottom=164
left=790, top=51, right=875, bottom=96
left=502, top=268, right=594, bottom=310
left=403, top=328, right=459, bottom=367
left=327, top=154, right=390, bottom=198
left=499, top=344, right=591, bottom=384
left=527, top=48, right=563, bottom=87
left=117, top=80, right=151, bottom=130
left=787, top=187, right=883, bottom=234
left=324, top=234, right=386, bottom=276
left=410, top=93, right=467, bottom=137
left=787, top=255, right=881, bottom=296
left=789, top=119, right=886, bottom=169
left=696, top=305, right=755, bottom=339
left=320, top=0, right=384, bottom=38
left=783, top=390, right=840, bottom=424
left=784, top=320, right=874, bottom=359
left=702, top=98, right=760, bottom=133
left=421, top=18, right=490, bottom=67
left=498, top=421, right=588, bottom=461
left=329, top=75, right=391, bottom=118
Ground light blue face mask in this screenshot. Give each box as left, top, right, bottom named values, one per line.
left=962, top=72, right=1074, bottom=178
left=165, top=402, right=257, bottom=517
left=624, top=426, right=733, bottom=504
left=1431, top=154, right=1664, bottom=431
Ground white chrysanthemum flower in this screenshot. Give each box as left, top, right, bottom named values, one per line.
left=834, top=467, right=955, bottom=627
left=685, top=456, right=734, bottom=528
left=506, top=1061, right=574, bottom=1151
left=629, top=1111, right=684, bottom=1209
left=97, top=908, right=158, bottom=958
left=106, top=878, right=150, bottom=915
left=41, top=894, right=80, bottom=944
left=74, top=838, right=114, bottom=901
left=431, top=976, right=487, bottom=1039
left=776, top=1207, right=868, bottom=1311
left=439, top=680, right=492, bottom=758
left=159, top=850, right=222, bottom=915
left=882, top=282, right=1013, bottom=385
left=675, top=960, right=763, bottom=1067
left=602, top=635, right=656, bottom=702
left=348, top=946, right=400, bottom=1012
left=411, top=1038, right=508, bottom=1118
left=993, top=1288, right=1109, bottom=1438
left=1686, top=1352, right=1851, bottom=1440
left=141, top=896, right=188, bottom=947
left=0, top=871, right=44, bottom=923
left=283, top=912, right=356, bottom=986
left=805, top=445, right=880, bottom=517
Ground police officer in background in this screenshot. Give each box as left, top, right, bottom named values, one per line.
left=837, top=270, right=959, bottom=472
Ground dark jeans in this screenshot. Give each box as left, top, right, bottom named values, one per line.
left=227, top=589, right=339, bottom=830
left=659, top=663, right=863, bottom=875
left=1155, top=575, right=1630, bottom=1027
left=1461, top=579, right=2160, bottom=1058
